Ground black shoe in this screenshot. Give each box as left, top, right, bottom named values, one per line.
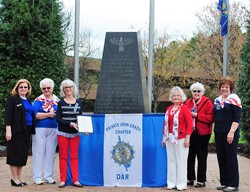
left=223, top=187, right=239, bottom=192
left=21, top=181, right=27, bottom=186
left=58, top=182, right=66, bottom=188
left=217, top=185, right=227, bottom=190
left=72, top=182, right=83, bottom=187
left=10, top=179, right=23, bottom=187
left=187, top=181, right=194, bottom=186
left=195, top=182, right=206, bottom=188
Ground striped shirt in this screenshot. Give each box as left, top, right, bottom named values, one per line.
left=56, top=99, right=83, bottom=135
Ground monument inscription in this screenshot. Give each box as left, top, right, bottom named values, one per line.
left=94, top=32, right=149, bottom=114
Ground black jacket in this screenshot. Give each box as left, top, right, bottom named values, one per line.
left=5, top=94, right=35, bottom=134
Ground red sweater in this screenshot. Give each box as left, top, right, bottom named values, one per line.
left=163, top=104, right=193, bottom=139
left=185, top=96, right=214, bottom=135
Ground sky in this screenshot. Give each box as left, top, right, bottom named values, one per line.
left=61, top=0, right=250, bottom=57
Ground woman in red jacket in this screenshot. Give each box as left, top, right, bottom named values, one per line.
left=162, top=86, right=193, bottom=191
left=185, top=82, right=213, bottom=188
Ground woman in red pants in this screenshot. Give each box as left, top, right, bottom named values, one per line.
left=56, top=79, right=84, bottom=188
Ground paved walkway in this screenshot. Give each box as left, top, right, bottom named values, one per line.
left=0, top=153, right=249, bottom=192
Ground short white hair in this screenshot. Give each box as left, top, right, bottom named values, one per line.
left=60, top=79, right=78, bottom=98
left=40, top=78, right=54, bottom=89
left=190, top=82, right=205, bottom=92
left=169, top=86, right=187, bottom=102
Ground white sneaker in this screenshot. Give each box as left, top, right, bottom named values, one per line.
left=45, top=178, right=56, bottom=184
left=34, top=179, right=44, bottom=185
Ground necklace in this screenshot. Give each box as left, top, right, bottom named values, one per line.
left=170, top=103, right=180, bottom=115
left=170, top=109, right=177, bottom=115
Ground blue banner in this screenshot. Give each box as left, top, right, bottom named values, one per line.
left=66, top=114, right=167, bottom=187
left=218, top=0, right=228, bottom=36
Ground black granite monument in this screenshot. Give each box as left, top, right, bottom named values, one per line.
left=94, top=32, right=149, bottom=114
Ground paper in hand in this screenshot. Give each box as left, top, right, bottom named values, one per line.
left=77, top=116, right=94, bottom=133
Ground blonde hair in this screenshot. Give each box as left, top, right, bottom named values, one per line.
left=11, top=79, right=32, bottom=96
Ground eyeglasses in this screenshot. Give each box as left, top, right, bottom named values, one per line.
left=19, top=86, right=28, bottom=89
left=42, top=87, right=51, bottom=90
left=192, top=90, right=201, bottom=93
left=64, top=86, right=73, bottom=89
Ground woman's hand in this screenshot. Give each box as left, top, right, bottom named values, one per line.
left=48, top=110, right=56, bottom=118
left=6, top=126, right=12, bottom=141
left=70, top=122, right=78, bottom=130
left=191, top=112, right=197, bottom=118
left=162, top=141, right=166, bottom=147
left=184, top=135, right=190, bottom=148
left=227, top=130, right=235, bottom=144
left=227, top=122, right=238, bottom=144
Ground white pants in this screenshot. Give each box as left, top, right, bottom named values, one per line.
left=166, top=136, right=188, bottom=189
left=32, top=128, right=57, bottom=181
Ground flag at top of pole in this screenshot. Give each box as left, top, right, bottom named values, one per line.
left=217, top=0, right=228, bottom=36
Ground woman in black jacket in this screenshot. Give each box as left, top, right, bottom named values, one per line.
left=5, top=79, right=35, bottom=187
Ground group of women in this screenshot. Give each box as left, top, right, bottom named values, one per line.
left=4, top=76, right=242, bottom=192
left=4, top=78, right=85, bottom=188
left=162, top=77, right=241, bottom=192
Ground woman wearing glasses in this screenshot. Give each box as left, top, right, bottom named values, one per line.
left=5, top=79, right=35, bottom=187
left=185, top=82, right=213, bottom=188
left=56, top=79, right=84, bottom=188
left=32, top=78, right=59, bottom=185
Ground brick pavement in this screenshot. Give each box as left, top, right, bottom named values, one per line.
left=0, top=153, right=249, bottom=192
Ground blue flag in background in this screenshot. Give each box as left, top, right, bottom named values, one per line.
left=218, top=0, right=228, bottom=36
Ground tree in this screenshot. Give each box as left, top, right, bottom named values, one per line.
left=142, top=30, right=190, bottom=112
left=0, top=0, right=67, bottom=144
left=64, top=25, right=100, bottom=109
left=190, top=1, right=247, bottom=79
left=236, top=11, right=250, bottom=151
left=65, top=56, right=99, bottom=100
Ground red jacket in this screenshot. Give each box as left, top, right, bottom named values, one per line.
left=185, top=96, right=213, bottom=135
left=163, top=104, right=193, bottom=139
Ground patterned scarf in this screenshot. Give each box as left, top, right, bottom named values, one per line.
left=214, top=93, right=242, bottom=109
left=35, top=94, right=59, bottom=112
left=191, top=97, right=202, bottom=128
left=163, top=103, right=183, bottom=144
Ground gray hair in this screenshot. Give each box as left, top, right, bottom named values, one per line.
left=190, top=82, right=205, bottom=92
left=40, top=78, right=54, bottom=89
left=169, top=86, right=187, bottom=102
left=60, top=79, right=78, bottom=98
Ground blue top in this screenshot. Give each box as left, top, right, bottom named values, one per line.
left=22, top=98, right=34, bottom=126
left=213, top=94, right=242, bottom=133
left=33, top=94, right=59, bottom=128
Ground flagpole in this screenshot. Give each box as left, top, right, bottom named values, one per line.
left=148, top=0, right=155, bottom=113
left=74, top=0, right=80, bottom=96
left=223, top=0, right=229, bottom=77
left=223, top=34, right=228, bottom=77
